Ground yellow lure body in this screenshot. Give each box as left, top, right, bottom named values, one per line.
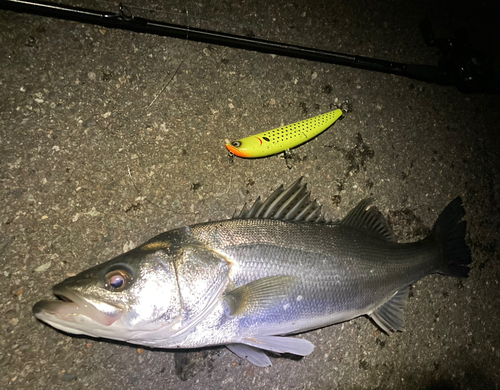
left=226, top=109, right=343, bottom=158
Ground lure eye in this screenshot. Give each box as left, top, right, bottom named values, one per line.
left=231, top=141, right=241, bottom=148
left=105, top=270, right=132, bottom=291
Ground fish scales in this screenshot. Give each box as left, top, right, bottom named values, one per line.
left=188, top=219, right=439, bottom=334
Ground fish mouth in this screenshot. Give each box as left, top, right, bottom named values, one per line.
left=33, top=286, right=124, bottom=327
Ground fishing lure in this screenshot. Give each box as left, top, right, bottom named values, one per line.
left=226, top=109, right=344, bottom=158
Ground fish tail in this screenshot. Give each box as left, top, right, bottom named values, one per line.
left=431, top=197, right=472, bottom=278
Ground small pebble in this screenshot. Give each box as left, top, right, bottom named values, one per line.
left=34, top=262, right=51, bottom=272
left=137, top=348, right=144, bottom=354
left=62, top=373, right=77, bottom=382
left=83, top=118, right=97, bottom=128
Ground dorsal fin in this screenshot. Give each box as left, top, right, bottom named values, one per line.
left=234, top=178, right=328, bottom=223
left=340, top=198, right=397, bottom=242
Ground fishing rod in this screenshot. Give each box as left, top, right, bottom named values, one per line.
left=1, top=0, right=498, bottom=94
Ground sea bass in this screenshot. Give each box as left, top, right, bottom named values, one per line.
left=33, top=178, right=471, bottom=367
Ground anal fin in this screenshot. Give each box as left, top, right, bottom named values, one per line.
left=226, top=344, right=272, bottom=367
left=370, top=286, right=409, bottom=333
left=241, top=335, right=314, bottom=356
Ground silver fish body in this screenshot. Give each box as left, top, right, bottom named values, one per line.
left=175, top=221, right=429, bottom=345
left=33, top=179, right=471, bottom=366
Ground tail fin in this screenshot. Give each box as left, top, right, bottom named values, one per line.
left=431, top=197, right=471, bottom=278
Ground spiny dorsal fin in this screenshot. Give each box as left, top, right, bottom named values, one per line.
left=340, top=198, right=397, bottom=242
left=234, top=177, right=328, bottom=223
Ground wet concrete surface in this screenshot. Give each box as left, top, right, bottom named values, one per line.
left=1, top=0, right=500, bottom=389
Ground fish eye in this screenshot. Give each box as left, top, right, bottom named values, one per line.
left=104, top=269, right=132, bottom=292
left=231, top=141, right=241, bottom=147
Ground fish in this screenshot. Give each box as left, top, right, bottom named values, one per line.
left=226, top=109, right=344, bottom=158
left=33, top=178, right=471, bottom=367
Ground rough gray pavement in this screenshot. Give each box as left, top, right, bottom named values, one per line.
left=1, top=0, right=499, bottom=389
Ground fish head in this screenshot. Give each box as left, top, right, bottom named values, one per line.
left=33, top=242, right=184, bottom=345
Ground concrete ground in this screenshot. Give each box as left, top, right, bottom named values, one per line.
left=1, top=0, right=499, bottom=389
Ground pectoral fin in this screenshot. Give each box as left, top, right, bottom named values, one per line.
left=226, top=344, right=272, bottom=367
left=370, top=286, right=409, bottom=333
left=224, top=275, right=298, bottom=316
